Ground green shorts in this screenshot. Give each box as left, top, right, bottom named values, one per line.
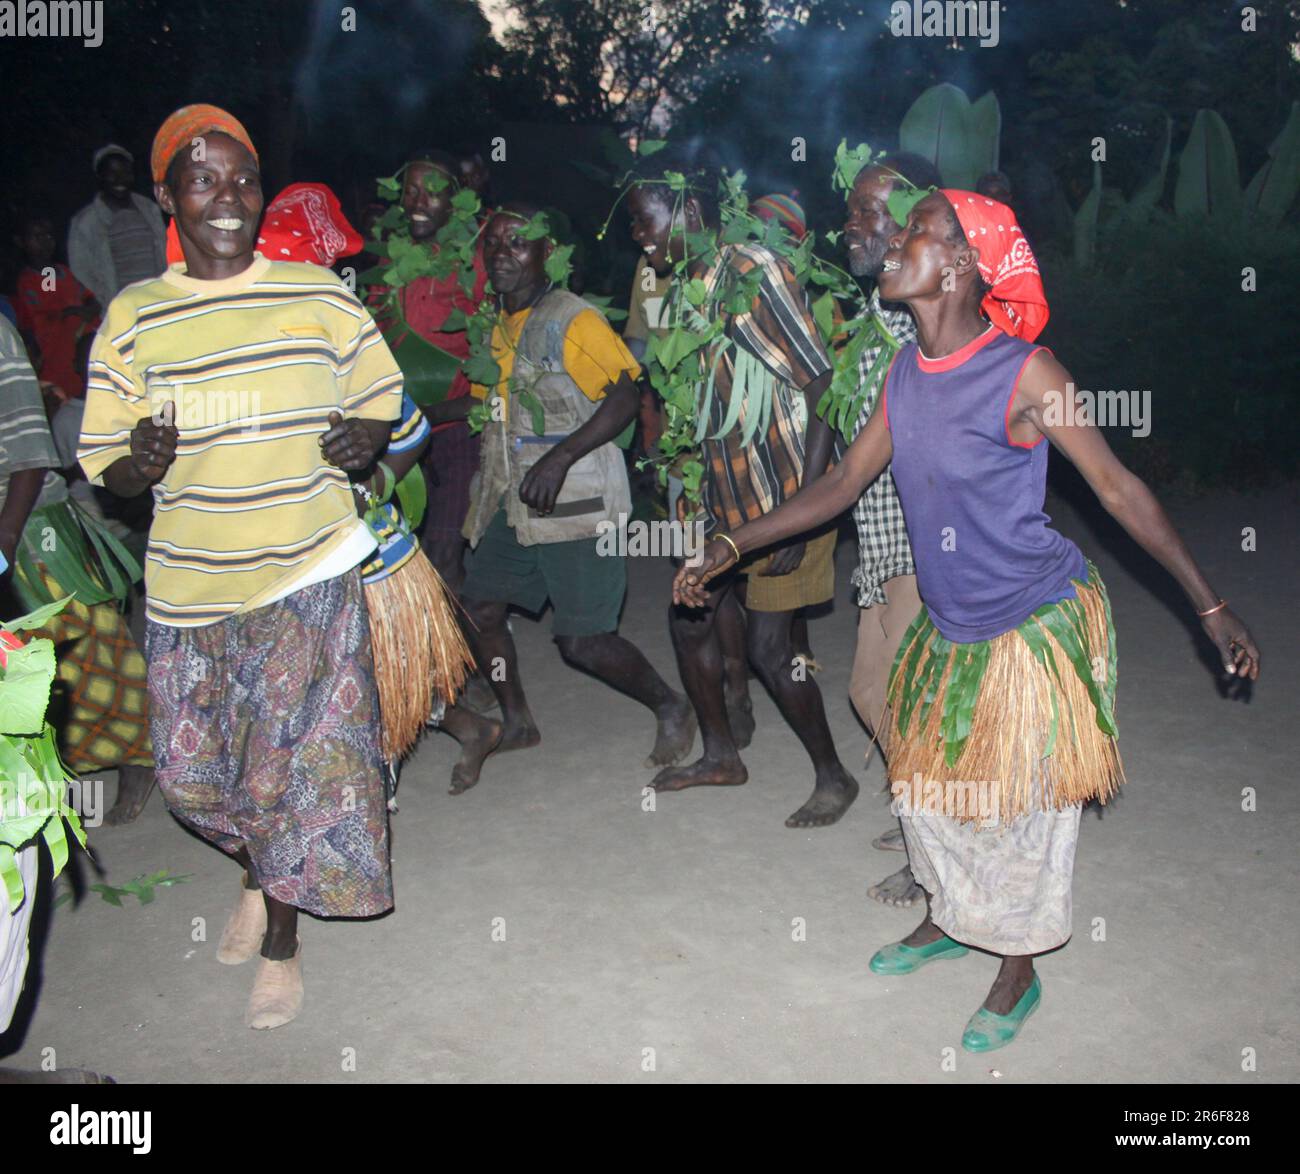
left=461, top=508, right=627, bottom=637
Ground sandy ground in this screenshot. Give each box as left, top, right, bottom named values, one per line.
left=2, top=484, right=1296, bottom=1083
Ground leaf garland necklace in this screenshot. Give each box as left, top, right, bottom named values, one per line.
left=602, top=149, right=920, bottom=503
left=361, top=171, right=579, bottom=440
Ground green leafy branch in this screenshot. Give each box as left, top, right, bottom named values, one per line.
left=1, top=602, right=86, bottom=913
left=53, top=868, right=193, bottom=910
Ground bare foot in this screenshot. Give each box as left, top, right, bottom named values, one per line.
left=872, top=826, right=906, bottom=852
left=103, top=765, right=155, bottom=826
left=651, top=756, right=748, bottom=792
left=726, top=692, right=755, bottom=751
left=868, top=865, right=924, bottom=907
left=497, top=720, right=541, bottom=753
left=644, top=696, right=697, bottom=768
left=785, top=770, right=859, bottom=828
left=450, top=717, right=504, bottom=795
left=460, top=674, right=498, bottom=715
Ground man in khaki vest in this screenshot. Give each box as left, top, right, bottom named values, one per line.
left=453, top=205, right=694, bottom=780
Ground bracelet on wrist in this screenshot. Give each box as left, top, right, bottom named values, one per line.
left=1197, top=598, right=1227, bottom=618
left=716, top=533, right=741, bottom=563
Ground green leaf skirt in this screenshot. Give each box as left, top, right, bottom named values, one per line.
left=884, top=560, right=1125, bottom=826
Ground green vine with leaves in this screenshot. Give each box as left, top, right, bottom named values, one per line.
left=361, top=167, right=626, bottom=441
left=610, top=140, right=932, bottom=504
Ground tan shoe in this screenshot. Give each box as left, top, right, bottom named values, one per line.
left=215, top=873, right=267, bottom=965
left=245, top=939, right=304, bottom=1030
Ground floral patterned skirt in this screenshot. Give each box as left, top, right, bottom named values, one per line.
left=144, top=570, right=392, bottom=918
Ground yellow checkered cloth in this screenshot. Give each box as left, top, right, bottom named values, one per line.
left=29, top=567, right=152, bottom=772
left=741, top=528, right=837, bottom=613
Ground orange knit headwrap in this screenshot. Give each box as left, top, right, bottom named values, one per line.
left=151, top=104, right=258, bottom=184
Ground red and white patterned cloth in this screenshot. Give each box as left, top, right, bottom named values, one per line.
left=940, top=189, right=1049, bottom=343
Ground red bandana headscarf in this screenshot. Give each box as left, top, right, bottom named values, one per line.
left=939, top=189, right=1049, bottom=342
left=165, top=182, right=363, bottom=268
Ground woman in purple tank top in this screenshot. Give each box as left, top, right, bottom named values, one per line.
left=674, top=189, right=1260, bottom=1053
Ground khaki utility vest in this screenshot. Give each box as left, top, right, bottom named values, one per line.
left=464, top=289, right=632, bottom=547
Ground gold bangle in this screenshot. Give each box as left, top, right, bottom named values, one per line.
left=716, top=533, right=741, bottom=563
left=1197, top=598, right=1227, bottom=618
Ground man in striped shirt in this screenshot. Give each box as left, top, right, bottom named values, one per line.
left=628, top=166, right=860, bottom=829
left=78, top=105, right=402, bottom=1031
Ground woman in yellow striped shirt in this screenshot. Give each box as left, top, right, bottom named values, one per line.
left=79, top=105, right=403, bottom=1031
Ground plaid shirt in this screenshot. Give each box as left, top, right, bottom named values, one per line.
left=695, top=244, right=832, bottom=536
left=851, top=288, right=917, bottom=606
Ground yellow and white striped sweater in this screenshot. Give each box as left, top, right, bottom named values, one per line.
left=78, top=255, right=402, bottom=627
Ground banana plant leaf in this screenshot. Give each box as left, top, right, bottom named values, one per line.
left=384, top=320, right=463, bottom=407
left=1244, top=101, right=1300, bottom=224
left=1175, top=109, right=1242, bottom=221
left=899, top=83, right=994, bottom=190
left=967, top=90, right=1002, bottom=179
left=1074, top=161, right=1103, bottom=269
left=1121, top=117, right=1173, bottom=228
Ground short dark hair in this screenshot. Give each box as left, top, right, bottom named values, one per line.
left=406, top=148, right=462, bottom=182
left=95, top=149, right=131, bottom=176
left=877, top=152, right=943, bottom=191
left=636, top=142, right=723, bottom=228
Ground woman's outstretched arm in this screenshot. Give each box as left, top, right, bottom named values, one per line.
left=673, top=406, right=893, bottom=606
left=1014, top=350, right=1259, bottom=680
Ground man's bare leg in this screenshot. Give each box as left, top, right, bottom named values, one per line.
left=652, top=580, right=747, bottom=791
left=426, top=529, right=497, bottom=713
left=714, top=588, right=754, bottom=750
left=103, top=763, right=155, bottom=825
left=744, top=607, right=858, bottom=828
left=460, top=598, right=539, bottom=751
left=555, top=631, right=695, bottom=767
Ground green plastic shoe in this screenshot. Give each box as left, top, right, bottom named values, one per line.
left=868, top=935, right=969, bottom=975
left=961, top=974, right=1042, bottom=1053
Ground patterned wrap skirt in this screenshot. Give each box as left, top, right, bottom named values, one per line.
left=884, top=561, right=1124, bottom=955
left=144, top=570, right=392, bottom=919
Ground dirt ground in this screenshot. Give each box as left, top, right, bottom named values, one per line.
left=2, top=484, right=1295, bottom=1083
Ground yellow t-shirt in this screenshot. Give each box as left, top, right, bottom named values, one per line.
left=623, top=263, right=673, bottom=343
left=78, top=255, right=403, bottom=627
left=471, top=304, right=641, bottom=418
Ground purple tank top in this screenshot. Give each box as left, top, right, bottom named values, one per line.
left=883, top=326, right=1086, bottom=643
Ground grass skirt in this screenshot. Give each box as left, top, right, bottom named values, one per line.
left=364, top=549, right=474, bottom=761
left=885, top=561, right=1124, bottom=826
